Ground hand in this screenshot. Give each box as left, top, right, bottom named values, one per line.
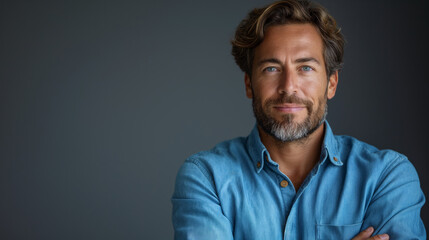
left=352, top=227, right=389, bottom=240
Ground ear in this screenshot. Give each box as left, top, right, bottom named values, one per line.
left=245, top=73, right=253, bottom=99
left=327, top=71, right=338, bottom=99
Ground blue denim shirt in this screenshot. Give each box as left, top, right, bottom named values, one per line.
left=172, top=122, right=426, bottom=239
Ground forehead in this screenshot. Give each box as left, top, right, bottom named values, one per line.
left=254, top=23, right=324, bottom=63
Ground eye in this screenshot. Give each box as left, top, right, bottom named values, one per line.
left=301, top=66, right=313, bottom=72
left=264, top=67, right=279, bottom=72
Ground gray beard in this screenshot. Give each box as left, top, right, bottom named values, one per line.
left=252, top=94, right=328, bottom=143
left=267, top=106, right=327, bottom=142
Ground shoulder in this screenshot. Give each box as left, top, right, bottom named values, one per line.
left=334, top=135, right=419, bottom=182
left=186, top=136, right=249, bottom=169
left=176, top=136, right=251, bottom=184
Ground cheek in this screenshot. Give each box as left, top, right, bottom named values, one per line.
left=253, top=83, right=276, bottom=100
left=314, top=91, right=328, bottom=112
left=302, top=81, right=327, bottom=98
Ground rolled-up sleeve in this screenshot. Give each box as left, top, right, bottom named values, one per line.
left=171, top=160, right=233, bottom=240
left=362, top=156, right=426, bottom=239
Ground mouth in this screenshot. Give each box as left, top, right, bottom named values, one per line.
left=273, top=104, right=306, bottom=113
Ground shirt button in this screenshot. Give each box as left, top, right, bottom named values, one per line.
left=280, top=180, right=289, bottom=188
left=333, top=157, right=339, bottom=161
left=257, top=162, right=261, bottom=168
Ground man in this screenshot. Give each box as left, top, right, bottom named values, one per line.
left=172, top=0, right=426, bottom=239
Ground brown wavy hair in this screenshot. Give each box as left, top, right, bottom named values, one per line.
left=231, top=0, right=344, bottom=78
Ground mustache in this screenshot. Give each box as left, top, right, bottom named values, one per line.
left=266, top=94, right=312, bottom=106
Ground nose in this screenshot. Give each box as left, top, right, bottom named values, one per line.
left=278, top=70, right=298, bottom=95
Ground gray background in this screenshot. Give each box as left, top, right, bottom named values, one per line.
left=1, top=0, right=428, bottom=239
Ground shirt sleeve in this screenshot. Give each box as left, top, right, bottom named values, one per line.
left=362, top=155, right=426, bottom=239
left=171, top=160, right=234, bottom=240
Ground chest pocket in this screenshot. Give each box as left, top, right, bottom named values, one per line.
left=316, top=222, right=362, bottom=240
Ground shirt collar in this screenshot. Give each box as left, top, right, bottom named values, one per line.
left=246, top=121, right=343, bottom=174
left=322, top=121, right=343, bottom=167
left=246, top=125, right=269, bottom=173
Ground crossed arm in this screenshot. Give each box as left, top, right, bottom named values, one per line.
left=172, top=158, right=426, bottom=239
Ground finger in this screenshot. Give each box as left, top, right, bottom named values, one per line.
left=352, top=226, right=374, bottom=240
left=368, top=234, right=389, bottom=240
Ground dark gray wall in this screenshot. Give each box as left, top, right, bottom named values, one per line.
left=1, top=0, right=428, bottom=239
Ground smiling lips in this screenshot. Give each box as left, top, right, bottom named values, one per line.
left=273, top=104, right=306, bottom=113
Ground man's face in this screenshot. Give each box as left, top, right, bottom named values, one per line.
left=245, top=23, right=338, bottom=142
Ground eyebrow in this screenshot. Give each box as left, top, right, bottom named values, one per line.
left=256, top=58, right=282, bottom=67
left=256, top=57, right=321, bottom=67
left=294, top=57, right=321, bottom=65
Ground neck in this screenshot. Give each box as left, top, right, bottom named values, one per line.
left=258, top=123, right=325, bottom=190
